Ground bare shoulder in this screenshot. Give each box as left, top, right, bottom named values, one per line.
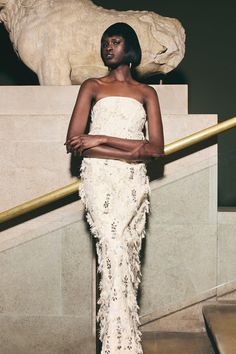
left=78, top=78, right=100, bottom=100
left=80, top=78, right=99, bottom=90
left=91, top=75, right=111, bottom=85
left=141, top=85, right=159, bottom=105
left=80, top=76, right=111, bottom=91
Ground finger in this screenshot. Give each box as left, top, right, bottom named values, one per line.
left=64, top=139, right=73, bottom=146
left=74, top=143, right=83, bottom=150
left=70, top=140, right=81, bottom=147
left=69, top=136, right=81, bottom=142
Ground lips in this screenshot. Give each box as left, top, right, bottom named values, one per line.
left=106, top=53, right=114, bottom=59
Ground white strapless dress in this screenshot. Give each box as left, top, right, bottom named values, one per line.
left=79, top=96, right=150, bottom=354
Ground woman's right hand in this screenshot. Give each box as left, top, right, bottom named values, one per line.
left=64, top=134, right=106, bottom=155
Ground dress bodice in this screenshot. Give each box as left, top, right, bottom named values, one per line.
left=89, top=96, right=147, bottom=140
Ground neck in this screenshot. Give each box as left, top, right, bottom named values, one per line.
left=108, top=64, right=132, bottom=82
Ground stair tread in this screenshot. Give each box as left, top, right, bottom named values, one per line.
left=203, top=304, right=236, bottom=354
left=142, top=331, right=214, bottom=354
left=217, top=300, right=236, bottom=304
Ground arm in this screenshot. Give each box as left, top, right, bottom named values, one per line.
left=82, top=144, right=144, bottom=161
left=67, top=86, right=164, bottom=160
left=65, top=78, right=95, bottom=145
left=65, top=78, right=135, bottom=158
left=67, top=134, right=147, bottom=161
left=65, top=80, right=144, bottom=161
left=138, top=86, right=164, bottom=159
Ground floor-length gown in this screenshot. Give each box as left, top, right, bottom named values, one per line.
left=79, top=96, right=150, bottom=354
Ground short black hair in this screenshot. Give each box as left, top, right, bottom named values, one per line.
left=101, top=22, right=142, bottom=68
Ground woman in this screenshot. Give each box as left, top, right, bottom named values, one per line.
left=65, top=22, right=164, bottom=354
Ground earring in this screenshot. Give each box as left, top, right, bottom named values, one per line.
left=129, top=62, right=132, bottom=69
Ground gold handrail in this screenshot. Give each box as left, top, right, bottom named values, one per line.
left=1, top=116, right=236, bottom=224
left=164, top=116, right=236, bottom=155
left=0, top=181, right=80, bottom=224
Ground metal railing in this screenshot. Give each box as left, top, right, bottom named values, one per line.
left=1, top=116, right=236, bottom=224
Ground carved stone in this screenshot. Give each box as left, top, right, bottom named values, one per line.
left=0, top=0, right=185, bottom=85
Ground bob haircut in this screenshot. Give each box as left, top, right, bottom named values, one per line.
left=101, top=22, right=142, bottom=68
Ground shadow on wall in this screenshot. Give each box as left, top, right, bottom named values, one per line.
left=141, top=70, right=189, bottom=85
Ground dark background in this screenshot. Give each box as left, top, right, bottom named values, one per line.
left=0, top=1, right=235, bottom=206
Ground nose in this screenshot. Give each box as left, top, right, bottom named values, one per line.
left=106, top=43, right=113, bottom=52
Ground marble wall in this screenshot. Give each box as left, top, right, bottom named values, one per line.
left=0, top=219, right=96, bottom=354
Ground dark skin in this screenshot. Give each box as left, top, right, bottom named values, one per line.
left=65, top=35, right=164, bottom=161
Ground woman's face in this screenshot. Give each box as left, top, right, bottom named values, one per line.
left=101, top=35, right=126, bottom=67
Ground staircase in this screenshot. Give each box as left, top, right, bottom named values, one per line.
left=142, top=302, right=236, bottom=354
left=203, top=303, right=236, bottom=354
left=142, top=332, right=214, bottom=354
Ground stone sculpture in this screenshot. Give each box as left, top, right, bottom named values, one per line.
left=0, top=0, right=185, bottom=85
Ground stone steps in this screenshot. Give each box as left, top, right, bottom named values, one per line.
left=142, top=331, right=214, bottom=354
left=142, top=302, right=236, bottom=354
left=202, top=304, right=236, bottom=354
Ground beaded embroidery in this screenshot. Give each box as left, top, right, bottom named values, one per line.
left=79, top=97, right=150, bottom=354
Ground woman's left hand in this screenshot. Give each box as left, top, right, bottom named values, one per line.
left=65, top=134, right=106, bottom=154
